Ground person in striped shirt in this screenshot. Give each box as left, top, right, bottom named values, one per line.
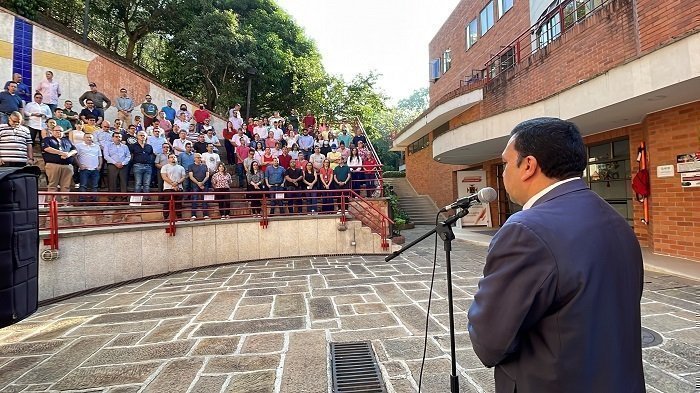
left=0, top=111, right=33, bottom=167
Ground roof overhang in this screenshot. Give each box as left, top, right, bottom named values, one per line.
left=391, top=88, right=483, bottom=151
left=433, top=32, right=700, bottom=165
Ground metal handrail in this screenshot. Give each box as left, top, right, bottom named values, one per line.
left=39, top=187, right=393, bottom=250
left=351, top=116, right=383, bottom=167
left=351, top=116, right=385, bottom=196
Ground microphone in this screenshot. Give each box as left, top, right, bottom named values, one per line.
left=440, top=187, right=497, bottom=212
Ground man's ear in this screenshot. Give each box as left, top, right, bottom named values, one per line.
left=520, top=155, right=538, bottom=181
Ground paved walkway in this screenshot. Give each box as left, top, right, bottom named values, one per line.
left=0, top=225, right=698, bottom=392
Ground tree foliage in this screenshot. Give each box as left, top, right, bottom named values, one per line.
left=7, top=0, right=427, bottom=173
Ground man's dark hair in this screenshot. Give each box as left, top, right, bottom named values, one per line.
left=510, top=117, right=587, bottom=180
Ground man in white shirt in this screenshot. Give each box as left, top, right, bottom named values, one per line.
left=268, top=111, right=284, bottom=127
left=75, top=133, right=103, bottom=201
left=36, top=70, right=61, bottom=114
left=232, top=128, right=249, bottom=148
left=253, top=119, right=267, bottom=140
left=24, top=92, right=52, bottom=146
left=201, top=143, right=221, bottom=185
left=172, top=130, right=190, bottom=154
left=174, top=112, right=191, bottom=135
left=270, top=121, right=284, bottom=141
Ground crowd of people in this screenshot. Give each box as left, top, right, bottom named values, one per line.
left=0, top=71, right=382, bottom=219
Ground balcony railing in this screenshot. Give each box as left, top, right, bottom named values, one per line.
left=484, top=0, right=608, bottom=81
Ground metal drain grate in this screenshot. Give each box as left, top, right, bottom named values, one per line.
left=330, top=341, right=387, bottom=393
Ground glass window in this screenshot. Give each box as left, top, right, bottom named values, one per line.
left=442, top=49, right=452, bottom=73
left=480, top=2, right=495, bottom=35
left=466, top=19, right=478, bottom=49
left=500, top=47, right=515, bottom=71
left=408, top=135, right=430, bottom=155
left=537, top=13, right=561, bottom=48
left=588, top=143, right=611, bottom=162
left=585, top=139, right=633, bottom=224
left=498, top=0, right=514, bottom=18
left=613, top=139, right=629, bottom=159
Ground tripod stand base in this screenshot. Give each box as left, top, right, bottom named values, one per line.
left=451, top=374, right=459, bottom=392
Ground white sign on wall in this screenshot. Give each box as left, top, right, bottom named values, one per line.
left=456, top=170, right=492, bottom=227
left=656, top=165, right=674, bottom=178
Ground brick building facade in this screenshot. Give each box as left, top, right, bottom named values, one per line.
left=393, top=0, right=700, bottom=262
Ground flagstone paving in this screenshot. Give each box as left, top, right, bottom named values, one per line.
left=0, top=226, right=698, bottom=392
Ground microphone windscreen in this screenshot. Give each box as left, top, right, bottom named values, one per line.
left=477, top=187, right=498, bottom=203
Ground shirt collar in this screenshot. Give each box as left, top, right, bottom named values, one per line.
left=522, top=177, right=580, bottom=210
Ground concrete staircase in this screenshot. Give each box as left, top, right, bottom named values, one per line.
left=383, top=177, right=445, bottom=225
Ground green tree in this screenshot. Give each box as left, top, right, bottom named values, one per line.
left=94, top=0, right=184, bottom=61
left=2, top=0, right=51, bottom=20
left=360, top=87, right=429, bottom=171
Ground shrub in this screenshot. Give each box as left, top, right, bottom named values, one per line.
left=383, top=171, right=406, bottom=178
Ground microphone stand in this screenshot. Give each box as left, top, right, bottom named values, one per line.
left=386, top=207, right=471, bottom=393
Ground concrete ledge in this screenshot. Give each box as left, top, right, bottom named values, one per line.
left=39, top=216, right=393, bottom=302
left=642, top=248, right=700, bottom=281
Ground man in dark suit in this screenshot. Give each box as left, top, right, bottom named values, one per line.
left=467, top=118, right=645, bottom=393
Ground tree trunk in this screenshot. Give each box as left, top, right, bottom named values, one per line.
left=125, top=36, right=137, bottom=62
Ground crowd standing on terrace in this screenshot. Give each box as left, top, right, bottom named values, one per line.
left=0, top=71, right=381, bottom=219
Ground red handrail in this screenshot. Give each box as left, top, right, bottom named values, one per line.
left=38, top=188, right=393, bottom=250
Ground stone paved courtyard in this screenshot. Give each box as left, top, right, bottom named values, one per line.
left=1, top=225, right=698, bottom=392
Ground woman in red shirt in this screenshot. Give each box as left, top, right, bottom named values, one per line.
left=261, top=147, right=275, bottom=172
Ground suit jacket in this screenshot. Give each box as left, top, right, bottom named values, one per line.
left=467, top=179, right=645, bottom=393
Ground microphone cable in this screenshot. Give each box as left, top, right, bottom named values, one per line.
left=417, top=210, right=442, bottom=392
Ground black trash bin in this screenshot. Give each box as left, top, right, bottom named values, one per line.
left=0, top=165, right=41, bottom=329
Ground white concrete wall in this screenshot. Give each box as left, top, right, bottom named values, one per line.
left=38, top=218, right=390, bottom=301
left=0, top=9, right=227, bottom=134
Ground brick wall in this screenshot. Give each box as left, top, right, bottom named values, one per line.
left=428, top=0, right=531, bottom=106
left=581, top=102, right=700, bottom=259
left=404, top=134, right=505, bottom=226
left=636, top=0, right=700, bottom=53
left=405, top=136, right=468, bottom=211
left=481, top=0, right=638, bottom=116
left=645, top=102, right=700, bottom=259
left=449, top=103, right=483, bottom=129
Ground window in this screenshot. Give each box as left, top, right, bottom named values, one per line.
left=465, top=19, right=478, bottom=50
left=430, top=58, right=441, bottom=81
left=442, top=49, right=452, bottom=73
left=480, top=2, right=495, bottom=35
left=498, top=0, right=514, bottom=18
left=500, top=47, right=515, bottom=72
left=537, top=12, right=561, bottom=48
left=564, top=0, right=604, bottom=29
left=408, top=135, right=430, bottom=155
left=585, top=139, right=633, bottom=224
